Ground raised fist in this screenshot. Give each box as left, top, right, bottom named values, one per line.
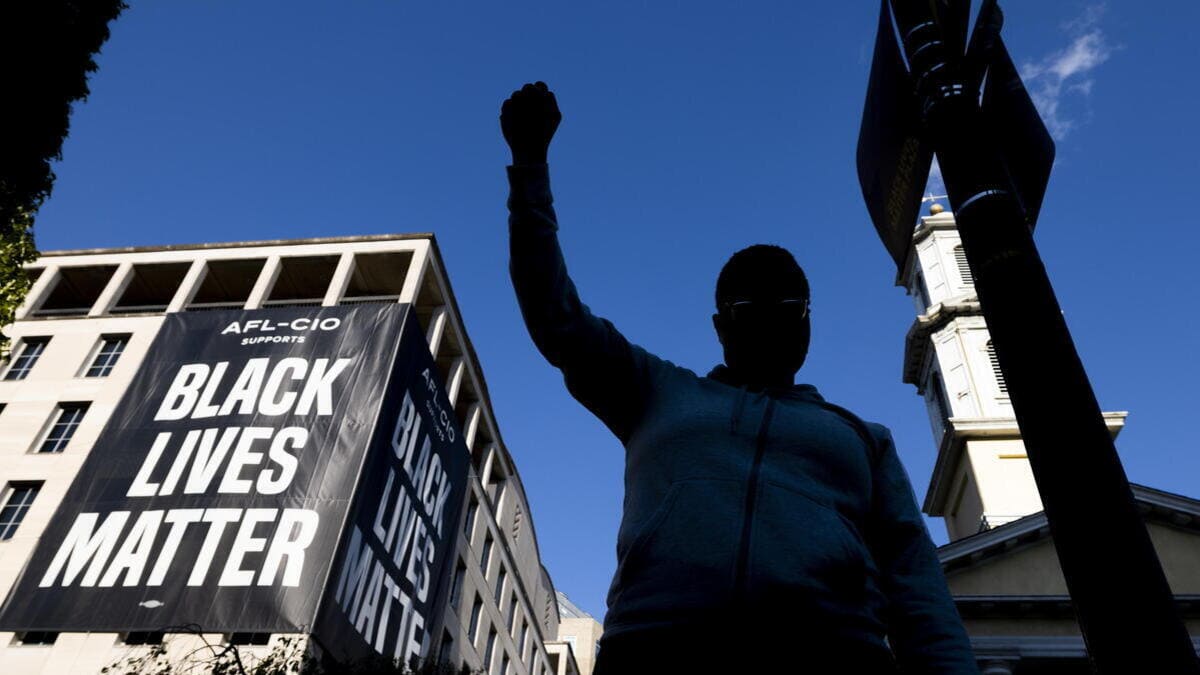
left=500, top=81, right=561, bottom=166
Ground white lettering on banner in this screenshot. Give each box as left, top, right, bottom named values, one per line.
left=259, top=358, right=307, bottom=416
left=219, top=508, right=277, bottom=586
left=39, top=512, right=131, bottom=587
left=219, top=428, right=276, bottom=494
left=153, top=358, right=352, bottom=421
left=126, top=427, right=306, bottom=497
left=259, top=509, right=319, bottom=586
left=327, top=381, right=463, bottom=659
left=37, top=508, right=320, bottom=589
left=146, top=509, right=204, bottom=585
left=188, top=509, right=242, bottom=586
left=220, top=317, right=341, bottom=335
left=98, top=510, right=164, bottom=587
left=333, top=525, right=426, bottom=664
left=193, top=362, right=230, bottom=418
left=220, top=358, right=268, bottom=416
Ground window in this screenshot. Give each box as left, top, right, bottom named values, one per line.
left=227, top=632, right=271, bottom=646
left=265, top=256, right=339, bottom=307
left=85, top=335, right=129, bottom=377
left=468, top=596, right=483, bottom=645
left=112, top=263, right=189, bottom=314
left=39, top=403, right=89, bottom=453
left=494, top=566, right=507, bottom=606
left=512, top=502, right=523, bottom=543
left=123, top=631, right=164, bottom=645
left=487, top=462, right=508, bottom=513
left=480, top=534, right=493, bottom=576
left=464, top=493, right=479, bottom=541
left=341, top=252, right=413, bottom=304
left=501, top=653, right=511, bottom=675
left=1, top=482, right=42, bottom=540
left=187, top=258, right=265, bottom=310
left=437, top=630, right=454, bottom=665
left=987, top=340, right=1008, bottom=395
left=34, top=266, right=117, bottom=317
left=507, top=597, right=518, bottom=634
left=953, top=245, right=974, bottom=286
left=4, top=337, right=49, bottom=380
left=519, top=620, right=529, bottom=661
left=450, top=560, right=467, bottom=609
left=484, top=628, right=497, bottom=672
left=15, top=631, right=57, bottom=645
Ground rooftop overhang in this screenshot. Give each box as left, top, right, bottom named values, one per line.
left=923, top=413, right=1128, bottom=516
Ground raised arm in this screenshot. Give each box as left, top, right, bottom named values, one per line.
left=863, top=424, right=980, bottom=674
left=501, top=82, right=658, bottom=443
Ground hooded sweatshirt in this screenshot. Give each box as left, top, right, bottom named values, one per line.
left=507, top=163, right=980, bottom=673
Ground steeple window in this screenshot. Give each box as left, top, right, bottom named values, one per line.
left=953, top=245, right=974, bottom=287
left=987, top=340, right=1008, bottom=395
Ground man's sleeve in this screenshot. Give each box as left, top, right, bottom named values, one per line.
left=507, top=163, right=658, bottom=443
left=864, top=424, right=981, bottom=674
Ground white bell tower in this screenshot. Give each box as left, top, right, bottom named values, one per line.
left=900, top=202, right=1128, bottom=542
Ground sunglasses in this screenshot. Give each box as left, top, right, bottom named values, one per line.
left=721, top=298, right=810, bottom=323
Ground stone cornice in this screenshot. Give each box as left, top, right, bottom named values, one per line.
left=902, top=299, right=982, bottom=386
left=923, top=414, right=1127, bottom=516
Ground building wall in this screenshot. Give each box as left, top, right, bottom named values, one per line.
left=946, top=522, right=1200, bottom=597
left=0, top=236, right=563, bottom=675
left=556, top=617, right=602, bottom=675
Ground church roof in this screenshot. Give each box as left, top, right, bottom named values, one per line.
left=937, top=483, right=1200, bottom=622
left=937, top=482, right=1200, bottom=573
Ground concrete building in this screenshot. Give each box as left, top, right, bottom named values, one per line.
left=550, top=592, right=600, bottom=675
left=0, top=234, right=569, bottom=674
left=901, top=205, right=1200, bottom=672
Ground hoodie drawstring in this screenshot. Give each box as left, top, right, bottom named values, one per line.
left=730, top=386, right=748, bottom=435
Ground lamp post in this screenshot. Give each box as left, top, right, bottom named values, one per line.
left=856, top=2, right=1199, bottom=672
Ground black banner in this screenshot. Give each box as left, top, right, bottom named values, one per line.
left=0, top=303, right=467, bottom=646
left=312, top=306, right=470, bottom=664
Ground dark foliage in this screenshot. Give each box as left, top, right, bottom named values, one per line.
left=0, top=0, right=127, bottom=238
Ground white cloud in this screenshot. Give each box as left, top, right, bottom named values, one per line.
left=1020, top=4, right=1113, bottom=140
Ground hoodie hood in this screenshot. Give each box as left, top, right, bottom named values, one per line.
left=705, top=363, right=825, bottom=403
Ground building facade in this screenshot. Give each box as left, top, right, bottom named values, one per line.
left=550, top=592, right=600, bottom=675
left=901, top=205, right=1200, bottom=672
left=0, top=235, right=567, bottom=674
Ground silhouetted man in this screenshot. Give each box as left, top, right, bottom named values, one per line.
left=501, top=81, right=979, bottom=674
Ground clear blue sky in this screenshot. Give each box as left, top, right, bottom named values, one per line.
left=32, top=1, right=1200, bottom=621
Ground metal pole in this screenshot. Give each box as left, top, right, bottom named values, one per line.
left=887, top=4, right=1200, bottom=672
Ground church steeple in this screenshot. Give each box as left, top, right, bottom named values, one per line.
left=900, top=203, right=1128, bottom=542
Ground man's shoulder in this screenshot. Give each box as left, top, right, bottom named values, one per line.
left=812, top=400, right=893, bottom=464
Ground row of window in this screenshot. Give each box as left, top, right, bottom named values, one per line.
left=3, top=334, right=129, bottom=381
left=10, top=630, right=273, bottom=647
left=452, top=484, right=547, bottom=675
left=25, top=252, right=413, bottom=319
left=464, top=590, right=536, bottom=675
